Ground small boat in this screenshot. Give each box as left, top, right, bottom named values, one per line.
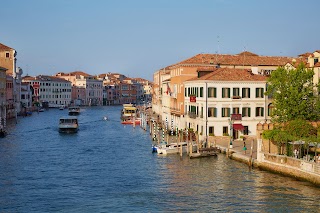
left=59, top=116, right=79, bottom=133
left=156, top=142, right=188, bottom=155
left=38, top=108, right=45, bottom=112
left=121, top=117, right=141, bottom=125
left=59, top=106, right=64, bottom=110
left=0, top=129, right=7, bottom=138
left=103, top=116, right=108, bottom=121
left=68, top=106, right=80, bottom=115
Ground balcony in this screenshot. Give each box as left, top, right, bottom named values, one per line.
left=188, top=112, right=197, bottom=119
left=232, top=96, right=241, bottom=99
left=170, top=107, right=182, bottom=116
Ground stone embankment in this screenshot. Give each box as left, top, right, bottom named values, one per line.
left=212, top=136, right=320, bottom=186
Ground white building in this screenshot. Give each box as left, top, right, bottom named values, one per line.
left=184, top=68, right=268, bottom=140
left=23, top=75, right=72, bottom=107
left=20, top=82, right=32, bottom=109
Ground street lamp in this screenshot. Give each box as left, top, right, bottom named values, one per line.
left=228, top=118, right=233, bottom=148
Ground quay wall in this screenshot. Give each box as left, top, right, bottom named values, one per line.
left=219, top=147, right=320, bottom=186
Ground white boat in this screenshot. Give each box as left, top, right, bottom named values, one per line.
left=59, top=116, right=79, bottom=133
left=68, top=106, right=80, bottom=115
left=156, top=142, right=188, bottom=155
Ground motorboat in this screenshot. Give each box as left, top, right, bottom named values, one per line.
left=59, top=116, right=79, bottom=133
left=121, top=117, right=141, bottom=125
left=156, top=142, right=188, bottom=155
left=68, top=106, right=80, bottom=115
left=121, top=104, right=138, bottom=120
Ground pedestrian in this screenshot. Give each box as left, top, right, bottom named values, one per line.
left=243, top=141, right=247, bottom=154
left=294, top=149, right=297, bottom=158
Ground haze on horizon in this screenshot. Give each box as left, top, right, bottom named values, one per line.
left=1, top=0, right=319, bottom=81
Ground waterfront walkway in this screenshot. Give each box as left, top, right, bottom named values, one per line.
left=210, top=136, right=257, bottom=160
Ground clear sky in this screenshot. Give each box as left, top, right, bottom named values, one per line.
left=1, top=0, right=319, bottom=81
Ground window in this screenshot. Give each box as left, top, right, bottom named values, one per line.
left=208, top=87, right=216, bottom=98
left=222, top=107, right=230, bottom=117
left=200, top=87, right=203, bottom=97
left=233, top=88, right=240, bottom=98
left=5, top=52, right=10, bottom=58
left=209, top=126, right=214, bottom=135
left=243, top=126, right=249, bottom=135
left=242, top=88, right=250, bottom=98
left=232, top=107, right=240, bottom=114
left=268, top=103, right=274, bottom=116
left=208, top=107, right=217, bottom=117
left=242, top=107, right=251, bottom=117
left=256, top=88, right=264, bottom=98
left=256, top=107, right=264, bottom=117
left=222, top=88, right=230, bottom=98
left=223, top=126, right=229, bottom=135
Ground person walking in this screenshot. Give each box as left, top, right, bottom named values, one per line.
left=243, top=141, right=247, bottom=154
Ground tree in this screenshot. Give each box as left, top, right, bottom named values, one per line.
left=266, top=63, right=319, bottom=123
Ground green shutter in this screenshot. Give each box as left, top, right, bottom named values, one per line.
left=262, top=107, right=264, bottom=116
left=214, top=88, right=217, bottom=97
left=214, top=108, right=217, bottom=117
left=256, top=88, right=258, bottom=98
left=248, top=88, right=250, bottom=98
left=200, top=87, right=203, bottom=97
left=228, top=88, right=230, bottom=98
left=248, top=108, right=251, bottom=117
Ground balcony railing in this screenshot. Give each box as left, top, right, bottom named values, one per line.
left=188, top=112, right=197, bottom=119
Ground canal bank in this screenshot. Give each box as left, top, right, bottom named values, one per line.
left=212, top=137, right=320, bottom=186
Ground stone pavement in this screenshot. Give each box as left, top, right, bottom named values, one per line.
left=208, top=136, right=257, bottom=159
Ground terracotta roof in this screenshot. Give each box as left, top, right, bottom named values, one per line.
left=23, top=75, right=70, bottom=82
left=0, top=43, right=13, bottom=51
left=69, top=71, right=91, bottom=77
left=171, top=52, right=304, bottom=67
left=187, top=68, right=267, bottom=82
left=236, top=51, right=259, bottom=56
left=298, top=52, right=312, bottom=57
left=314, top=62, right=320, bottom=67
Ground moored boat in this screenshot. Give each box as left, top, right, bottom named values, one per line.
left=156, top=142, right=188, bottom=155
left=121, top=117, right=141, bottom=125
left=68, top=106, right=80, bottom=115
left=59, top=116, right=79, bottom=133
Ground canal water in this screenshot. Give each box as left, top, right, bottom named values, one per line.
left=0, top=106, right=319, bottom=212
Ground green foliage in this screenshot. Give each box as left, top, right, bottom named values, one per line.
left=209, top=133, right=215, bottom=136
left=283, top=119, right=317, bottom=140
left=266, top=63, right=319, bottom=122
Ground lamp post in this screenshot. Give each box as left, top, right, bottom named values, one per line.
left=229, top=118, right=233, bottom=148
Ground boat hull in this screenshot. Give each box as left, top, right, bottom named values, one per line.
left=156, top=142, right=188, bottom=155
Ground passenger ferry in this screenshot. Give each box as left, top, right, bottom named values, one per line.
left=68, top=106, right=80, bottom=115
left=59, top=116, right=79, bottom=133
left=120, top=104, right=140, bottom=125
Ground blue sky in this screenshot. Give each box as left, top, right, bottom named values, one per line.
left=1, top=0, right=319, bottom=81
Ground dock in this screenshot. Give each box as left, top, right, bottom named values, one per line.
left=189, top=147, right=219, bottom=159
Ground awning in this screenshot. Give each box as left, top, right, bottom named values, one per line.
left=233, top=124, right=244, bottom=130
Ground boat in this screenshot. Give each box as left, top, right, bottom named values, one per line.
left=0, top=129, right=7, bottom=138
left=38, top=108, right=45, bottom=112
left=156, top=142, right=188, bottom=155
left=121, top=104, right=141, bottom=125
left=59, top=116, right=79, bottom=133
left=59, top=106, right=64, bottom=110
left=121, top=104, right=138, bottom=120
left=68, top=106, right=80, bottom=115
left=121, top=117, right=141, bottom=125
